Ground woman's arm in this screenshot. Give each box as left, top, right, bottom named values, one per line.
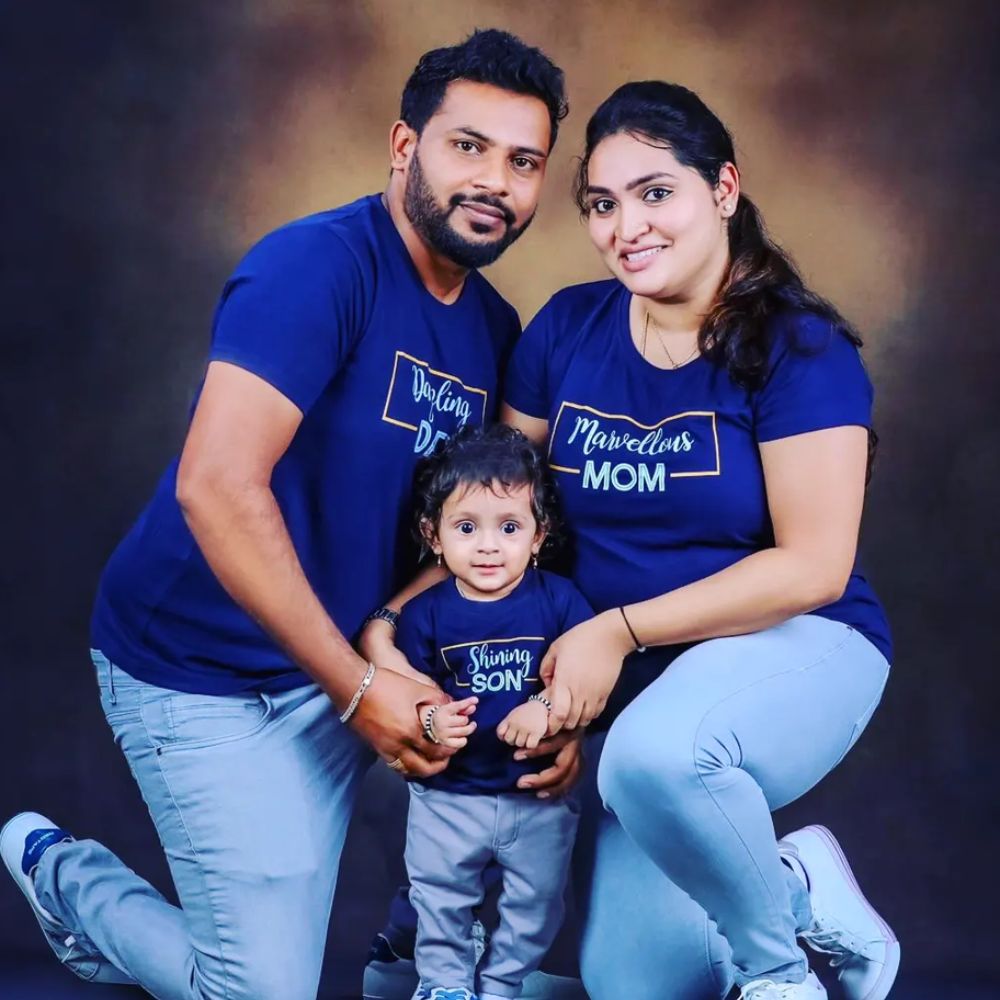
left=500, top=403, right=549, bottom=444
left=543, top=424, right=871, bottom=729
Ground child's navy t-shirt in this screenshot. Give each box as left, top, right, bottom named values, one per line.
left=91, top=195, right=520, bottom=694
left=397, top=569, right=592, bottom=794
left=504, top=280, right=892, bottom=677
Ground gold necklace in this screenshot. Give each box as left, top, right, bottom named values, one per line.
left=643, top=311, right=700, bottom=369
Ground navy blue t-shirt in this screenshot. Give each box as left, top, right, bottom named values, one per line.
left=397, top=569, right=593, bottom=794
left=92, top=195, right=521, bottom=694
left=504, top=281, right=892, bottom=691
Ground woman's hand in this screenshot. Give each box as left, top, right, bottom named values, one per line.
left=422, top=697, right=478, bottom=749
left=497, top=699, right=550, bottom=749
left=514, top=728, right=585, bottom=799
left=541, top=612, right=634, bottom=732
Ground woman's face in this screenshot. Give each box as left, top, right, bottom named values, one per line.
left=584, top=131, right=737, bottom=302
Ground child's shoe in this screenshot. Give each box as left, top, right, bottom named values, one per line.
left=739, top=971, right=827, bottom=999
left=779, top=825, right=900, bottom=1000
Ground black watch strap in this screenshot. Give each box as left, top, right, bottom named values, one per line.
left=363, top=606, right=400, bottom=630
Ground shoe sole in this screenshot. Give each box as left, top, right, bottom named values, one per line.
left=800, top=825, right=900, bottom=1000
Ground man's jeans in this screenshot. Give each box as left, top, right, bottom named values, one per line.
left=33, top=651, right=372, bottom=1000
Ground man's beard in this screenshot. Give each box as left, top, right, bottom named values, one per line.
left=403, top=150, right=534, bottom=269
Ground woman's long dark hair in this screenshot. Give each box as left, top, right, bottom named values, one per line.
left=573, top=80, right=876, bottom=476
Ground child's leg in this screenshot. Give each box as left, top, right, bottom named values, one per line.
left=477, top=794, right=580, bottom=1000
left=404, top=784, right=495, bottom=993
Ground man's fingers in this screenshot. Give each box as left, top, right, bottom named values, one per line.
left=513, top=728, right=577, bottom=760
left=539, top=649, right=556, bottom=686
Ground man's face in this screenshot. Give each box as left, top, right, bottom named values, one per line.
left=402, top=80, right=552, bottom=268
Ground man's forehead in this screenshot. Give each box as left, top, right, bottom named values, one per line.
left=427, top=79, right=552, bottom=150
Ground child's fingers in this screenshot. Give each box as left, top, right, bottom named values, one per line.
left=444, top=735, right=468, bottom=749
left=451, top=696, right=479, bottom=712
left=444, top=721, right=476, bottom=738
left=526, top=731, right=541, bottom=750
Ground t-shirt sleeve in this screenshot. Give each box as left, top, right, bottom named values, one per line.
left=753, top=313, right=874, bottom=443
left=503, top=299, right=555, bottom=419
left=555, top=578, right=594, bottom=633
left=396, top=598, right=443, bottom=681
left=208, top=224, right=370, bottom=415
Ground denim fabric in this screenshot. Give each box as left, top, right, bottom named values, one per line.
left=33, top=650, right=372, bottom=1000
left=405, top=784, right=579, bottom=999
left=577, top=615, right=890, bottom=997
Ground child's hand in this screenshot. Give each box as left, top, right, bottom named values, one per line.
left=497, top=699, right=550, bottom=749
left=421, top=697, right=478, bottom=749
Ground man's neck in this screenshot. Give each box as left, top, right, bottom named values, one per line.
left=382, top=184, right=468, bottom=305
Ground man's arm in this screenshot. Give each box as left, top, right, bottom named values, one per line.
left=176, top=360, right=450, bottom=775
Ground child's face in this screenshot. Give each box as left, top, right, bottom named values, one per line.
left=430, top=481, right=544, bottom=601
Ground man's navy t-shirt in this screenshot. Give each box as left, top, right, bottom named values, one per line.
left=504, top=281, right=891, bottom=724
left=397, top=570, right=592, bottom=794
left=92, top=195, right=521, bottom=694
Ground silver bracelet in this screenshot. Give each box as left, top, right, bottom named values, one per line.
left=422, top=704, right=442, bottom=744
left=340, top=662, right=376, bottom=724
left=528, top=693, right=552, bottom=713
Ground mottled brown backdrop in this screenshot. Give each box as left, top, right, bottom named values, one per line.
left=2, top=1, right=998, bottom=994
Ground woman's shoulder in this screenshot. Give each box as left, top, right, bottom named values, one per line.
left=533, top=278, right=623, bottom=328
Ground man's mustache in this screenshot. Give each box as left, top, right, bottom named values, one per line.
left=447, top=192, right=515, bottom=227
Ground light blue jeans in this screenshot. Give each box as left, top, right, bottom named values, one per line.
left=575, top=615, right=890, bottom=998
left=33, top=651, right=372, bottom=1000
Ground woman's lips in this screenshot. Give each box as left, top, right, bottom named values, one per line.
left=620, top=245, right=666, bottom=272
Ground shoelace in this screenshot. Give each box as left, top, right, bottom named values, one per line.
left=801, top=918, right=881, bottom=968
left=739, top=980, right=805, bottom=999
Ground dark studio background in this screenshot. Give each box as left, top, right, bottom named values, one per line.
left=2, top=1, right=999, bottom=997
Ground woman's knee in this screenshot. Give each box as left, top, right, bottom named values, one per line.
left=596, top=709, right=703, bottom=816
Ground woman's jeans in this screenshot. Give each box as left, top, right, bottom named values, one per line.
left=32, top=651, right=372, bottom=1000
left=576, top=614, right=890, bottom=999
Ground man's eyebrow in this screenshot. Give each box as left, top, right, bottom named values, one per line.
left=586, top=172, right=678, bottom=197
left=453, top=126, right=547, bottom=160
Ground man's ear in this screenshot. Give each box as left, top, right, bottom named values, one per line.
left=389, top=120, right=418, bottom=173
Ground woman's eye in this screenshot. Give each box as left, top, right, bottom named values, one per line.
left=644, top=186, right=672, bottom=203
left=457, top=522, right=475, bottom=535
left=591, top=198, right=616, bottom=215
left=500, top=522, right=520, bottom=535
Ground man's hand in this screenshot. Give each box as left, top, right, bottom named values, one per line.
left=349, top=667, right=454, bottom=778
left=514, top=728, right=585, bottom=799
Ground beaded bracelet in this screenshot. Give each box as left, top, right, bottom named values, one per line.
left=422, top=704, right=442, bottom=744
left=528, top=693, right=553, bottom=713
left=339, top=662, right=376, bottom=724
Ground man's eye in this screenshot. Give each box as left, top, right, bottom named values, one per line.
left=456, top=141, right=480, bottom=154
left=457, top=522, right=475, bottom=535
left=500, top=522, right=520, bottom=535
left=512, top=156, right=537, bottom=171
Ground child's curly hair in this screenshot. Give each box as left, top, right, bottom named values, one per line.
left=412, top=424, right=561, bottom=553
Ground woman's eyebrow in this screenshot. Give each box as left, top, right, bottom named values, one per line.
left=586, top=171, right=678, bottom=196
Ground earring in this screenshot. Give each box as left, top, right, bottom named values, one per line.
left=436, top=553, right=442, bottom=567
left=532, top=553, right=539, bottom=569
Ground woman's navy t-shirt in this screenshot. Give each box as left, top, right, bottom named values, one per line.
left=397, top=569, right=593, bottom=794
left=91, top=195, right=520, bottom=695
left=504, top=280, right=892, bottom=699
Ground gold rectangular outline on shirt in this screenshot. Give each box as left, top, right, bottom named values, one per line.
left=439, top=635, right=545, bottom=687
left=381, top=350, right=489, bottom=431
left=547, top=401, right=721, bottom=478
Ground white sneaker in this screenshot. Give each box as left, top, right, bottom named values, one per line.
left=739, top=971, right=827, bottom=999
left=779, top=825, right=900, bottom=1000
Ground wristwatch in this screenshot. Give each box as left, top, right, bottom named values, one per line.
left=362, top=606, right=400, bottom=631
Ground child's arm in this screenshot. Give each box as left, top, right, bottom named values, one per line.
left=420, top=697, right=478, bottom=749
left=496, top=689, right=552, bottom=750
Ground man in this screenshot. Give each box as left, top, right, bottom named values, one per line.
left=2, top=29, right=573, bottom=1000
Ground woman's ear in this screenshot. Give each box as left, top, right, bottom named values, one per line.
left=715, top=161, right=740, bottom=218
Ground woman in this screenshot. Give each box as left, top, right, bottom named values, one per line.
left=500, top=81, right=897, bottom=1000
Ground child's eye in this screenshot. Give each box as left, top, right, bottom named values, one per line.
left=457, top=522, right=476, bottom=535
left=500, top=522, right=520, bottom=535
